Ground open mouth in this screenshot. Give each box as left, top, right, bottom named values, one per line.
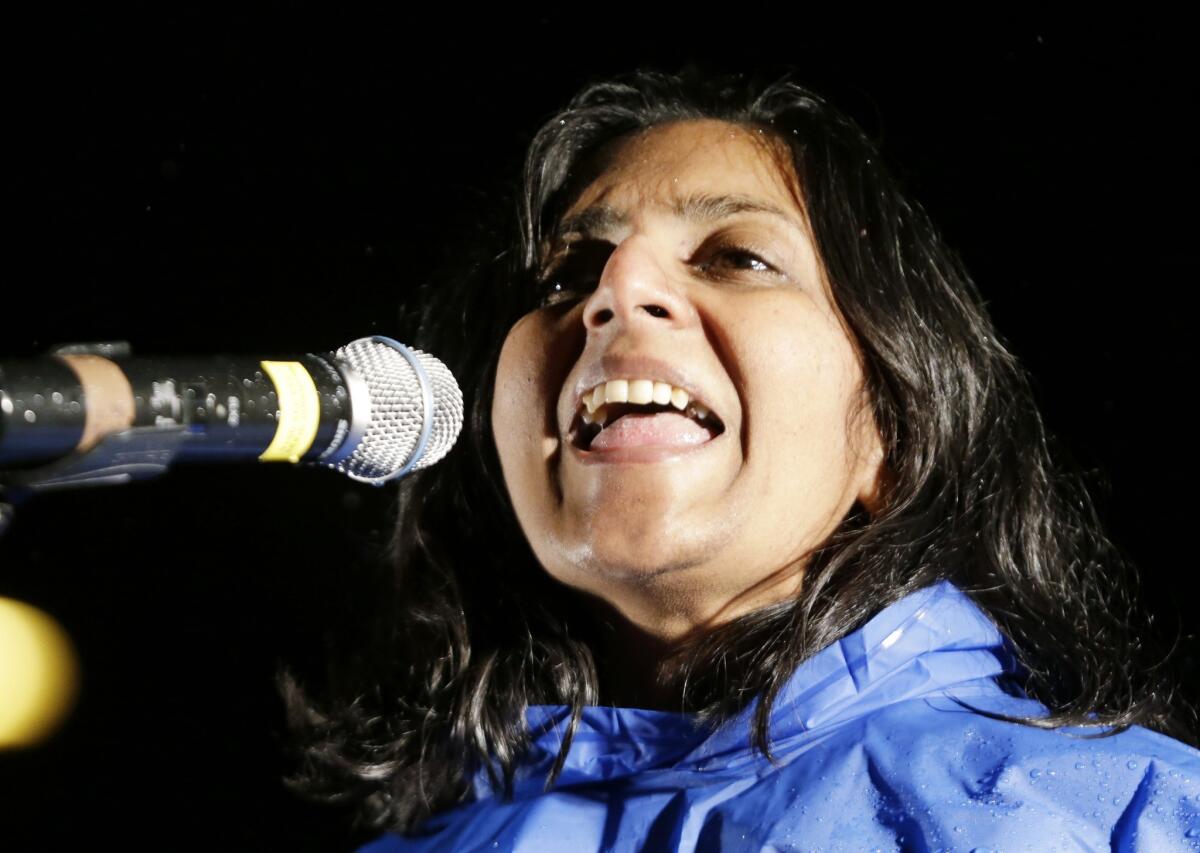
left=569, top=379, right=726, bottom=451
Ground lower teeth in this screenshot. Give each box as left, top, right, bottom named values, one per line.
left=577, top=407, right=722, bottom=448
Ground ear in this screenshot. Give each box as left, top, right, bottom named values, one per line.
left=853, top=420, right=891, bottom=517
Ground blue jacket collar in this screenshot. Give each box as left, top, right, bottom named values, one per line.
left=475, top=580, right=1027, bottom=799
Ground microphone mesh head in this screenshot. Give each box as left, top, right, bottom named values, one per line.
left=326, top=337, right=463, bottom=484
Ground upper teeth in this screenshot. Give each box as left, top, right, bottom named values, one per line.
left=579, top=379, right=710, bottom=426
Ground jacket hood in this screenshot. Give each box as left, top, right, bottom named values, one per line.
left=362, top=580, right=1200, bottom=852
left=476, top=580, right=1032, bottom=799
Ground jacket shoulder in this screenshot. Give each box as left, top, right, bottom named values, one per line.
left=757, top=697, right=1200, bottom=851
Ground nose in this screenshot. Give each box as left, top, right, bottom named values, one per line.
left=582, top=235, right=695, bottom=332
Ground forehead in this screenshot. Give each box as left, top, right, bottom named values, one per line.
left=561, top=119, right=805, bottom=228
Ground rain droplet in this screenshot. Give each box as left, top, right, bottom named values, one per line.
left=1029, top=769, right=1043, bottom=780
left=1127, top=760, right=1139, bottom=770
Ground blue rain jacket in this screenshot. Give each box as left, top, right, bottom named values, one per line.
left=364, top=580, right=1200, bottom=851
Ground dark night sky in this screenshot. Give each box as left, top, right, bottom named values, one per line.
left=1, top=12, right=1195, bottom=850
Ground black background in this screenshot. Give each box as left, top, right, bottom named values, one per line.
left=1, top=12, right=1196, bottom=851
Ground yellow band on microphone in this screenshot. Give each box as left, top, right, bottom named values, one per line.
left=259, top=360, right=320, bottom=463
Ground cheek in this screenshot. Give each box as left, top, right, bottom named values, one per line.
left=737, top=301, right=864, bottom=462
left=493, top=324, right=540, bottom=447
left=491, top=312, right=582, bottom=514
left=493, top=320, right=548, bottom=481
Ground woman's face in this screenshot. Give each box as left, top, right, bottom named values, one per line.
left=492, top=120, right=886, bottom=637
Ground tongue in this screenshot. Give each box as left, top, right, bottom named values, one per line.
left=589, top=411, right=714, bottom=451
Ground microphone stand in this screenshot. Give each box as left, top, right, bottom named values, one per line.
left=0, top=341, right=188, bottom=538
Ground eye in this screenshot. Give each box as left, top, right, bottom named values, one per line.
left=716, top=248, right=772, bottom=271
left=696, top=244, right=780, bottom=278
left=538, top=273, right=598, bottom=309
left=537, top=239, right=614, bottom=308
left=539, top=278, right=591, bottom=308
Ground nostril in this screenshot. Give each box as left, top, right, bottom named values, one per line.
left=591, top=308, right=615, bottom=325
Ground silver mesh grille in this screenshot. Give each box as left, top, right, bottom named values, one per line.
left=323, top=337, right=463, bottom=484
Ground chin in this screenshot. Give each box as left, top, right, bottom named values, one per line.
left=559, top=517, right=714, bottom=585
left=586, top=550, right=701, bottom=585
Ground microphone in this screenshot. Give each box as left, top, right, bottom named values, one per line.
left=0, top=337, right=463, bottom=491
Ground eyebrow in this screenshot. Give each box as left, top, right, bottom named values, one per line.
left=553, top=193, right=795, bottom=242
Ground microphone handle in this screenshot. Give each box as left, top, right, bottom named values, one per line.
left=0, top=353, right=353, bottom=468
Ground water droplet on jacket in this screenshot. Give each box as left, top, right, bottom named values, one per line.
left=1075, top=762, right=1087, bottom=770
left=1127, top=760, right=1138, bottom=770
left=1185, top=826, right=1200, bottom=838
left=1029, top=768, right=1042, bottom=779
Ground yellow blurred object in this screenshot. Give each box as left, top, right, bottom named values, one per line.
left=0, top=596, right=79, bottom=748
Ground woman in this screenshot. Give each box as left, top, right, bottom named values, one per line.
left=285, top=69, right=1200, bottom=850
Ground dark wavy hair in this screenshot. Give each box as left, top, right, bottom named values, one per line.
left=281, top=67, right=1196, bottom=834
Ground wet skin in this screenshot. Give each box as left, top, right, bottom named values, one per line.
left=491, top=120, right=887, bottom=664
